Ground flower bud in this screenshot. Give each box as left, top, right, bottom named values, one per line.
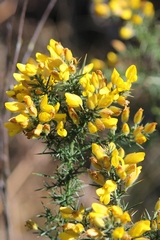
left=121, top=107, right=130, bottom=123
left=90, top=156, right=103, bottom=170
left=155, top=198, right=160, bottom=212
left=88, top=170, right=105, bottom=185
left=122, top=123, right=130, bottom=135
left=88, top=122, right=98, bottom=134
left=144, top=122, right=157, bottom=134
left=134, top=108, right=143, bottom=124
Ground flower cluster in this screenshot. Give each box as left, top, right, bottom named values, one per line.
left=4, top=39, right=159, bottom=240
left=93, top=0, right=154, bottom=39
left=4, top=39, right=142, bottom=141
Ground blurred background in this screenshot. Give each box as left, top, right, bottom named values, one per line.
left=0, top=0, right=160, bottom=239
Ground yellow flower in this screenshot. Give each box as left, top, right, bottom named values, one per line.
left=91, top=58, right=105, bottom=70
left=128, top=220, right=151, bottom=238
left=109, top=106, right=122, bottom=116
left=60, top=205, right=84, bottom=221
left=95, top=118, right=105, bottom=131
left=112, top=226, right=125, bottom=239
left=38, top=112, right=53, bottom=122
left=101, top=117, right=118, bottom=129
left=96, top=180, right=117, bottom=205
left=122, top=123, right=130, bottom=135
left=5, top=102, right=25, bottom=112
left=111, top=205, right=131, bottom=223
left=107, top=51, right=118, bottom=67
left=89, top=203, right=109, bottom=228
left=121, top=9, right=132, bottom=20
left=88, top=121, right=98, bottom=134
left=56, top=121, right=67, bottom=137
left=125, top=166, right=142, bottom=188
left=144, top=122, right=157, bottom=134
left=82, top=63, right=93, bottom=74
left=92, top=143, right=106, bottom=160
left=119, top=25, right=134, bottom=39
left=135, top=133, right=147, bottom=145
left=132, top=14, right=143, bottom=24
left=58, top=223, right=84, bottom=240
left=142, top=1, right=154, bottom=18
left=4, top=121, right=23, bottom=136
left=134, top=108, right=144, bottom=124
left=155, top=198, right=160, bottom=212
left=111, top=148, right=121, bottom=168
left=65, top=93, right=82, bottom=108
left=94, top=3, right=110, bottom=17
left=125, top=65, right=138, bottom=83
left=17, top=62, right=38, bottom=76
left=121, top=107, right=130, bottom=123
left=124, top=152, right=145, bottom=164
left=40, top=94, right=55, bottom=113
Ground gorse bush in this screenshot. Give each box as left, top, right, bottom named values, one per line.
left=4, top=39, right=159, bottom=239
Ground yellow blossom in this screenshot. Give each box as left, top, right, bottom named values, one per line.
left=60, top=205, right=84, bottom=221
left=132, top=14, right=143, bottom=24
left=109, top=106, right=122, bottom=116
left=58, top=223, right=84, bottom=240
left=94, top=3, right=110, bottom=17
left=88, top=122, right=98, bottom=134
left=96, top=180, right=117, bottom=205
left=107, top=51, right=118, bottom=66
left=121, top=107, right=130, bottom=123
left=91, top=58, right=105, bottom=70
left=56, top=121, right=67, bottom=137
left=112, top=226, right=125, bottom=239
left=40, top=95, right=55, bottom=113
left=156, top=212, right=160, bottom=230
left=89, top=203, right=109, bottom=228
left=65, top=93, right=82, bottom=108
left=125, top=65, right=138, bottom=83
left=95, top=118, right=105, bottom=131
left=4, top=121, right=23, bottom=136
left=122, top=123, right=130, bottom=135
left=144, top=122, right=157, bottom=134
left=135, top=133, right=147, bottom=145
left=125, top=166, right=142, bottom=188
left=142, top=1, right=154, bottom=18
left=111, top=148, right=120, bottom=168
left=119, top=25, right=134, bottom=39
left=134, top=108, right=144, bottom=124
left=124, top=152, right=145, bottom=164
left=155, top=198, right=160, bottom=212
left=92, top=143, right=106, bottom=160
left=128, top=220, right=151, bottom=238
left=121, top=9, right=132, bottom=20
left=5, top=102, right=25, bottom=112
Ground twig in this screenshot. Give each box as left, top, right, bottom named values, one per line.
left=10, top=0, right=29, bottom=77
left=22, top=0, right=57, bottom=64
